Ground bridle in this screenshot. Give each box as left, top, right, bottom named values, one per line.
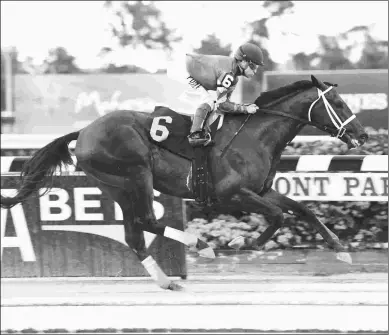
left=308, top=86, right=355, bottom=138
left=220, top=84, right=355, bottom=157
left=256, top=85, right=355, bottom=138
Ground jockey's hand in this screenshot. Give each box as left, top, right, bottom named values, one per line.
left=246, top=104, right=259, bottom=114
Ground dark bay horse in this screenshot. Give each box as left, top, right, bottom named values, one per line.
left=1, top=75, right=368, bottom=290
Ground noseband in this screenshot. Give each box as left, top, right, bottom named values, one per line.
left=308, top=86, right=355, bottom=138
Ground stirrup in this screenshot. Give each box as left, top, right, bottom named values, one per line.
left=188, top=131, right=211, bottom=147
left=203, top=132, right=212, bottom=146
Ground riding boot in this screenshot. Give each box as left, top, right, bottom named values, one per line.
left=188, top=103, right=211, bottom=147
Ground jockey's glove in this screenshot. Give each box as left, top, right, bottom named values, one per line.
left=246, top=104, right=259, bottom=114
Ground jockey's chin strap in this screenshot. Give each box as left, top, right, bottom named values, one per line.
left=308, top=86, right=356, bottom=138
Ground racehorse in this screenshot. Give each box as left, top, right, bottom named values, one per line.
left=1, top=75, right=368, bottom=291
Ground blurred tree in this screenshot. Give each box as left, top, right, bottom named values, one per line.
left=246, top=1, right=294, bottom=81
left=357, top=38, right=388, bottom=69
left=292, top=25, right=388, bottom=70
left=194, top=34, right=232, bottom=56
left=102, top=1, right=181, bottom=54
left=314, top=35, right=355, bottom=70
left=20, top=56, right=48, bottom=75
left=42, top=47, right=81, bottom=74
left=155, top=68, right=167, bottom=74
left=263, top=0, right=294, bottom=17
left=238, top=1, right=295, bottom=102
left=353, top=26, right=388, bottom=69
left=101, top=63, right=149, bottom=73
left=292, top=52, right=318, bottom=71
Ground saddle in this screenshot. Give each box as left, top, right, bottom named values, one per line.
left=148, top=106, right=222, bottom=206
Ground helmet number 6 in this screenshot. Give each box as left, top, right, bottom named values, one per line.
left=221, top=74, right=234, bottom=88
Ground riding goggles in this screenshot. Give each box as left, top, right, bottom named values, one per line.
left=247, top=60, right=259, bottom=72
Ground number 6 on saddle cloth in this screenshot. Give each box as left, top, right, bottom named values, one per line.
left=148, top=106, right=221, bottom=205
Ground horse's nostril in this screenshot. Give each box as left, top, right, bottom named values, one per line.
left=359, top=134, right=368, bottom=142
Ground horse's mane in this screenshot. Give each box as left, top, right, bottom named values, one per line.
left=255, top=80, right=313, bottom=107
left=254, top=80, right=337, bottom=107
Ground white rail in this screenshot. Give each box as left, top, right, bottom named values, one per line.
left=1, top=134, right=337, bottom=150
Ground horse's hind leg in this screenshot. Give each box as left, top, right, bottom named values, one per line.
left=95, top=181, right=184, bottom=291
left=129, top=168, right=215, bottom=259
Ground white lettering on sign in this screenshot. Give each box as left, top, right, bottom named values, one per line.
left=39, top=188, right=72, bottom=221
left=273, top=173, right=388, bottom=201
left=37, top=187, right=165, bottom=248
left=1, top=189, right=36, bottom=262
left=0, top=187, right=170, bottom=261
left=340, top=93, right=388, bottom=114
left=74, top=91, right=165, bottom=116
left=74, top=187, right=104, bottom=221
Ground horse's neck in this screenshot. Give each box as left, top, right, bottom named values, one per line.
left=218, top=89, right=312, bottom=157
left=254, top=116, right=303, bottom=155
left=250, top=92, right=311, bottom=156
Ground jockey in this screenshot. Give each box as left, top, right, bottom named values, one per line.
left=185, top=42, right=265, bottom=146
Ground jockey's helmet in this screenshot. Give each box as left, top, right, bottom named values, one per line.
left=234, top=43, right=264, bottom=66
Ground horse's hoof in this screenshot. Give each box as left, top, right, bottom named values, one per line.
left=192, top=239, right=216, bottom=259
left=253, top=245, right=264, bottom=252
left=198, top=246, right=216, bottom=259
left=228, top=236, right=245, bottom=250
left=167, top=281, right=185, bottom=291
left=336, top=252, right=352, bottom=265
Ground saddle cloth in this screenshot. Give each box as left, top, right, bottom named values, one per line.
left=148, top=106, right=222, bottom=160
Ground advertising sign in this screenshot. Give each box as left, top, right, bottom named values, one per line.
left=13, top=74, right=192, bottom=134
left=1, top=175, right=187, bottom=278
left=273, top=172, right=388, bottom=201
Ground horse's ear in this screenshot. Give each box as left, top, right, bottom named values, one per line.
left=311, top=75, right=327, bottom=90
left=311, top=75, right=320, bottom=88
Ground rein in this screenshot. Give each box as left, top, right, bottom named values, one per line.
left=220, top=90, right=303, bottom=157
left=257, top=108, right=340, bottom=135
left=220, top=85, right=349, bottom=157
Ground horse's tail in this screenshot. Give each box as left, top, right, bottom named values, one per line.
left=1, top=131, right=80, bottom=209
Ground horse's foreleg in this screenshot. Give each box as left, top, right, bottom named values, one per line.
left=228, top=187, right=285, bottom=250
left=262, top=188, right=351, bottom=264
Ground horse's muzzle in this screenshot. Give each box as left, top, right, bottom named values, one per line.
left=359, top=133, right=369, bottom=145
left=346, top=132, right=369, bottom=149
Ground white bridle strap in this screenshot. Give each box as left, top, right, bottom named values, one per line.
left=308, top=87, right=356, bottom=137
